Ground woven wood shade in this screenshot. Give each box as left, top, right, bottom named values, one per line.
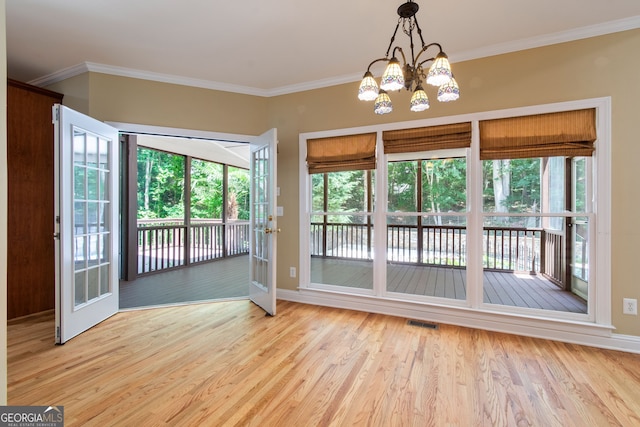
left=479, top=109, right=596, bottom=160
left=306, top=133, right=376, bottom=174
left=382, top=122, right=472, bottom=154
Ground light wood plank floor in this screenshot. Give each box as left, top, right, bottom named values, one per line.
left=8, top=301, right=640, bottom=426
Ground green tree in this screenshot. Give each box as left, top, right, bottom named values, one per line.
left=137, top=147, right=185, bottom=220
left=190, top=159, right=223, bottom=219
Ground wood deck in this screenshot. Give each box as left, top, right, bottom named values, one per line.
left=120, top=255, right=587, bottom=314
left=312, top=258, right=587, bottom=313
left=120, top=255, right=250, bottom=308
left=8, top=301, right=640, bottom=426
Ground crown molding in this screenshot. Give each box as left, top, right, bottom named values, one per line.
left=29, top=62, right=273, bottom=97
left=450, top=15, right=640, bottom=63
left=28, top=16, right=640, bottom=97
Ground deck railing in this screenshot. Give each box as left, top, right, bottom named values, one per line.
left=137, top=219, right=250, bottom=275
left=311, top=222, right=550, bottom=274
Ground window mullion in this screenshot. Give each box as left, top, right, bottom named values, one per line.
left=467, top=120, right=483, bottom=309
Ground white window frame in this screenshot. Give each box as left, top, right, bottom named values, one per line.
left=297, top=97, right=612, bottom=342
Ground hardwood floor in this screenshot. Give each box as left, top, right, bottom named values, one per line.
left=8, top=301, right=640, bottom=426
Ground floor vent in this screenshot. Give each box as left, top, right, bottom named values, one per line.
left=407, top=319, right=439, bottom=330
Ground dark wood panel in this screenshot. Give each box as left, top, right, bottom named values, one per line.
left=7, top=79, right=63, bottom=319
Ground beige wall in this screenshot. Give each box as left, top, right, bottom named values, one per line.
left=53, top=29, right=640, bottom=336
left=1, top=0, right=8, bottom=404
left=46, top=72, right=90, bottom=114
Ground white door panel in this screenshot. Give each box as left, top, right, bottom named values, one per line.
left=54, top=105, right=119, bottom=344
left=249, top=129, right=278, bottom=315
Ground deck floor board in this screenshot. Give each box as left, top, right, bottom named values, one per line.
left=121, top=256, right=587, bottom=314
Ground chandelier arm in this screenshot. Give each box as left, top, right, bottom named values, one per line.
left=417, top=57, right=436, bottom=70
left=365, top=57, right=391, bottom=73
left=392, top=46, right=407, bottom=66
left=414, top=42, right=444, bottom=66
left=385, top=20, right=402, bottom=58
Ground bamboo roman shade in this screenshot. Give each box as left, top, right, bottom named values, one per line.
left=479, top=108, right=596, bottom=160
left=306, top=132, right=376, bottom=174
left=382, top=122, right=471, bottom=154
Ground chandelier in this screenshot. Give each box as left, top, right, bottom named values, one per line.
left=357, top=0, right=460, bottom=115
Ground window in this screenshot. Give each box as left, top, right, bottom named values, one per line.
left=299, top=99, right=610, bottom=330
left=306, top=133, right=376, bottom=291
left=386, top=153, right=468, bottom=300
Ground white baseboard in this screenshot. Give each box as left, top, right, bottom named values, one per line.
left=277, top=288, right=640, bottom=354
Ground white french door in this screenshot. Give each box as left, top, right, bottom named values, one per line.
left=249, top=129, right=278, bottom=315
left=54, top=105, right=120, bottom=344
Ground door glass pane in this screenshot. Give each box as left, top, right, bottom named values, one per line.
left=74, top=236, right=86, bottom=267
left=73, top=132, right=85, bottom=165
left=72, top=126, right=112, bottom=308
left=99, top=171, right=108, bottom=201
left=74, top=167, right=85, bottom=199
left=101, top=234, right=110, bottom=264
left=99, top=137, right=109, bottom=169
left=251, top=146, right=269, bottom=289
left=74, top=202, right=86, bottom=234
left=100, top=265, right=110, bottom=294
left=75, top=271, right=86, bottom=305
left=87, top=267, right=99, bottom=300
left=87, top=169, right=98, bottom=200
left=88, top=234, right=99, bottom=267
left=86, top=134, right=98, bottom=167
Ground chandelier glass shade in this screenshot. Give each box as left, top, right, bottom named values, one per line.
left=374, top=90, right=393, bottom=115
left=357, top=0, right=460, bottom=115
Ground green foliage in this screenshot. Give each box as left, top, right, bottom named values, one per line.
left=228, top=167, right=250, bottom=220
left=482, top=158, right=541, bottom=213
left=388, top=161, right=417, bottom=212
left=504, top=159, right=540, bottom=212
left=190, top=159, right=223, bottom=219
left=137, top=147, right=249, bottom=221
left=312, top=170, right=372, bottom=223
left=137, top=148, right=185, bottom=219
left=387, top=158, right=467, bottom=214
left=422, top=158, right=466, bottom=213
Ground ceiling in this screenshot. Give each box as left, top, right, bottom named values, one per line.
left=137, top=134, right=249, bottom=169
left=6, top=1, right=640, bottom=97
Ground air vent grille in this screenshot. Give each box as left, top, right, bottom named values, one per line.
left=407, top=319, right=439, bottom=330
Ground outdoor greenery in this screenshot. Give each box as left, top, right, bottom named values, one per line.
left=137, top=147, right=249, bottom=221
left=312, top=157, right=547, bottom=224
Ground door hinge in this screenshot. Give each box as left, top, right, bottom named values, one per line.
left=56, top=326, right=60, bottom=339
left=54, top=215, right=60, bottom=239
left=52, top=105, right=60, bottom=124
